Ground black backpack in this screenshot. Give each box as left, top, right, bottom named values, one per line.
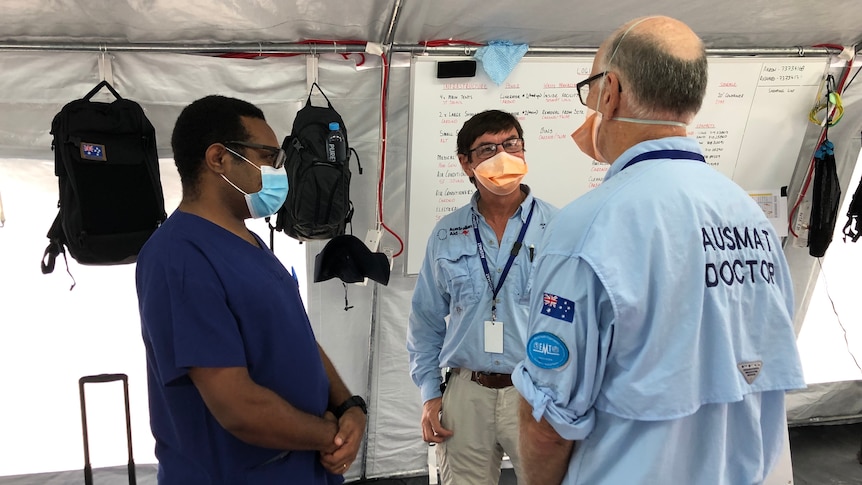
left=270, top=83, right=361, bottom=242
left=808, top=139, right=840, bottom=257
left=42, top=81, right=166, bottom=276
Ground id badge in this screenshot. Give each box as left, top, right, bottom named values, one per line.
left=484, top=320, right=504, bottom=354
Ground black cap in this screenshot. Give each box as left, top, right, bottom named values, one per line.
left=313, top=235, right=391, bottom=285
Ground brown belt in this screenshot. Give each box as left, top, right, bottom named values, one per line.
left=456, top=368, right=513, bottom=389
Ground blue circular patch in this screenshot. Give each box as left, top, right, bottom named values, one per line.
left=527, top=332, right=569, bottom=369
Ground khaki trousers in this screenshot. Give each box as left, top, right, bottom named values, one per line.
left=437, top=369, right=522, bottom=485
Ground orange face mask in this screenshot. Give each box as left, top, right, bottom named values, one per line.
left=571, top=109, right=607, bottom=163
left=472, top=151, right=528, bottom=196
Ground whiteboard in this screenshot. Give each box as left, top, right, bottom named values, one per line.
left=405, top=55, right=827, bottom=274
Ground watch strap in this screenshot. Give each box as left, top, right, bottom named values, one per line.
left=334, top=395, right=367, bottom=418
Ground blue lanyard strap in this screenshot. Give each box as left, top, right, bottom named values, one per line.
left=472, top=200, right=536, bottom=321
left=622, top=149, right=705, bottom=171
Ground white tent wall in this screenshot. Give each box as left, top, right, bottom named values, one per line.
left=784, top=79, right=862, bottom=338
left=361, top=59, right=430, bottom=478
left=1, top=0, right=862, bottom=482
left=783, top=79, right=862, bottom=426
left=0, top=50, right=399, bottom=480
left=0, top=47, right=516, bottom=481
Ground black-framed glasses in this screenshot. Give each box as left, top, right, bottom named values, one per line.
left=223, top=140, right=286, bottom=169
left=576, top=71, right=608, bottom=106
left=467, top=137, right=525, bottom=161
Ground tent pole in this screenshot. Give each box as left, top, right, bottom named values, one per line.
left=381, top=0, right=406, bottom=47
left=390, top=44, right=839, bottom=58
left=0, top=42, right=367, bottom=54
left=0, top=42, right=839, bottom=58
left=359, top=282, right=382, bottom=480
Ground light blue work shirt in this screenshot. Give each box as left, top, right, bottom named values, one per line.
left=513, top=137, right=806, bottom=484
left=408, top=186, right=558, bottom=403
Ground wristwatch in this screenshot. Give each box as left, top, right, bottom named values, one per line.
left=334, top=395, right=367, bottom=418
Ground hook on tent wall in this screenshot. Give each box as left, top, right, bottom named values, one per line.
left=98, top=44, right=114, bottom=84
left=306, top=51, right=319, bottom=93
left=97, top=44, right=115, bottom=101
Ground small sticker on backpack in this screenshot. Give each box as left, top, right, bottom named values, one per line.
left=80, top=142, right=107, bottom=161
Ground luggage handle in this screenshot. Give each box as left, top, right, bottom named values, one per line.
left=79, top=373, right=136, bottom=485
left=80, top=373, right=128, bottom=385
left=83, top=81, right=123, bottom=102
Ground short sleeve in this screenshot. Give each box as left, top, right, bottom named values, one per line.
left=142, top=242, right=247, bottom=386
left=513, top=253, right=615, bottom=441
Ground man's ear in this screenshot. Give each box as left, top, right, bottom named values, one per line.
left=458, top=153, right=474, bottom=177
left=602, top=72, right=622, bottom=118
left=204, top=143, right=228, bottom=174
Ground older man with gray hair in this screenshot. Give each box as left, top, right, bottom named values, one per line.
left=514, top=16, right=805, bottom=485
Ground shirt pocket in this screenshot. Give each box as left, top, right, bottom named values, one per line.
left=509, top=254, right=534, bottom=306
left=437, top=254, right=480, bottom=312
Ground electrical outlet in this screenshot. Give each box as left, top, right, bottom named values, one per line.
left=364, top=228, right=382, bottom=252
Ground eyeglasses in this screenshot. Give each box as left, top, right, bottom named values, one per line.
left=576, top=71, right=624, bottom=107
left=223, top=140, right=286, bottom=169
left=467, top=137, right=525, bottom=160
left=576, top=71, right=608, bottom=106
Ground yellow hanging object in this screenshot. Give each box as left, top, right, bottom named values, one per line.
left=809, top=77, right=844, bottom=127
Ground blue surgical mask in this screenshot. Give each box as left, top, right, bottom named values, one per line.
left=221, top=148, right=288, bottom=219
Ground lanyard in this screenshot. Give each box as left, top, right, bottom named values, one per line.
left=472, top=200, right=536, bottom=321
left=622, top=149, right=706, bottom=171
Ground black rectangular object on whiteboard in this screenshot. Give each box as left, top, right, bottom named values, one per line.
left=436, top=60, right=477, bottom=78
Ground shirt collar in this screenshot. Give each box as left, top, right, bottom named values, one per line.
left=470, top=185, right=534, bottom=222
left=603, top=136, right=703, bottom=182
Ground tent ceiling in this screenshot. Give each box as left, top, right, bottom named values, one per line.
left=1, top=0, right=860, bottom=50
left=0, top=0, right=394, bottom=44
left=397, top=0, right=862, bottom=49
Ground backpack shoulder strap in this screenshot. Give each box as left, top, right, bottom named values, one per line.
left=41, top=214, right=62, bottom=275
left=265, top=216, right=277, bottom=250
left=350, top=147, right=363, bottom=175
left=41, top=212, right=77, bottom=289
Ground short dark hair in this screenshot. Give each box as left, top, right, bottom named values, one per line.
left=456, top=110, right=524, bottom=156
left=603, top=30, right=707, bottom=122
left=170, top=95, right=266, bottom=193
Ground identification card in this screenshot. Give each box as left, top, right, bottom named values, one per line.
left=484, top=320, right=504, bottom=354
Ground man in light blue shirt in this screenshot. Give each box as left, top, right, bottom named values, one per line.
left=514, top=17, right=806, bottom=485
left=407, top=110, right=558, bottom=485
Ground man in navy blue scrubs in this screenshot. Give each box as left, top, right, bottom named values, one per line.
left=136, top=95, right=366, bottom=484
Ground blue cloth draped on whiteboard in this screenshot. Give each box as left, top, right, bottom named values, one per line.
left=474, top=41, right=529, bottom=85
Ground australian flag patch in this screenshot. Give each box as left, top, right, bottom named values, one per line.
left=80, top=142, right=107, bottom=161
left=542, top=292, right=574, bottom=323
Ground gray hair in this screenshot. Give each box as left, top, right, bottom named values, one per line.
left=598, top=29, right=708, bottom=123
